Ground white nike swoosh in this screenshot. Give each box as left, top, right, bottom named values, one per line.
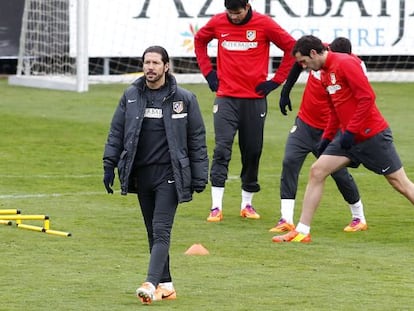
left=167, top=180, right=175, bottom=184
left=221, top=33, right=230, bottom=37
left=127, top=99, right=137, bottom=103
left=381, top=166, right=391, bottom=173
left=260, top=112, right=266, bottom=117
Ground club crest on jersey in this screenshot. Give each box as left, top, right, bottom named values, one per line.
left=330, top=73, right=336, bottom=84
left=246, top=30, right=256, bottom=41
left=172, top=101, right=184, bottom=113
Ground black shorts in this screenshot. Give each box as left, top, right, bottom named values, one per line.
left=323, top=128, right=402, bottom=175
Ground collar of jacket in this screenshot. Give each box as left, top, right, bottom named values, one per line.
left=133, top=73, right=177, bottom=96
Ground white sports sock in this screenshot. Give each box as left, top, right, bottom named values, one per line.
left=349, top=199, right=366, bottom=223
left=296, top=222, right=310, bottom=235
left=211, top=186, right=224, bottom=210
left=142, top=282, right=156, bottom=291
left=159, top=282, right=174, bottom=290
left=241, top=190, right=254, bottom=210
left=280, top=199, right=295, bottom=223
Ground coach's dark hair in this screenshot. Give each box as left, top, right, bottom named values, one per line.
left=329, top=37, right=352, bottom=54
left=142, top=45, right=170, bottom=65
left=225, top=0, right=248, bottom=10
left=292, top=35, right=327, bottom=57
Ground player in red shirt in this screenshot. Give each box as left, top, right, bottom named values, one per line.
left=270, top=37, right=368, bottom=234
left=273, top=35, right=414, bottom=243
left=194, top=0, right=296, bottom=222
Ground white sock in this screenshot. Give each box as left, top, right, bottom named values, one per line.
left=280, top=199, right=295, bottom=223
left=142, top=282, right=156, bottom=291
left=349, top=199, right=366, bottom=223
left=296, top=222, right=310, bottom=235
left=159, top=282, right=174, bottom=290
left=241, top=190, right=254, bottom=210
left=211, top=186, right=224, bottom=210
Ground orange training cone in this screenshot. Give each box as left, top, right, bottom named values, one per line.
left=184, top=243, right=209, bottom=255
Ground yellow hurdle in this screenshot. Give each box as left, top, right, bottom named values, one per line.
left=0, top=215, right=48, bottom=226
left=1, top=211, right=71, bottom=237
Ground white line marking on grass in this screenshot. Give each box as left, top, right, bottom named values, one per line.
left=0, top=191, right=104, bottom=200
left=0, top=174, right=100, bottom=179
left=0, top=171, right=373, bottom=200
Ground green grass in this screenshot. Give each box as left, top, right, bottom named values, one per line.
left=1, top=78, right=414, bottom=310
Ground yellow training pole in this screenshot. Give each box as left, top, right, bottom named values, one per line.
left=43, top=218, right=50, bottom=230
left=16, top=223, right=44, bottom=232
left=44, top=229, right=72, bottom=237
left=0, top=215, right=49, bottom=220
left=0, top=209, right=21, bottom=215
left=17, top=224, right=71, bottom=237
left=0, top=220, right=12, bottom=225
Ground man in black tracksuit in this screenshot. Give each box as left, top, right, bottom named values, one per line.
left=103, top=46, right=208, bottom=305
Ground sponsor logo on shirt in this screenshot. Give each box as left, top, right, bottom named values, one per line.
left=221, top=40, right=258, bottom=51
left=144, top=108, right=163, bottom=118
left=326, top=84, right=341, bottom=94
left=172, top=113, right=187, bottom=119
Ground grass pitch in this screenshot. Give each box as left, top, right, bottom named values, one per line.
left=1, top=78, right=413, bottom=310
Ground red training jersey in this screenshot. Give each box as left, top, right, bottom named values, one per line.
left=194, top=10, right=296, bottom=98
left=321, top=52, right=388, bottom=143
left=299, top=54, right=367, bottom=130
left=298, top=70, right=330, bottom=130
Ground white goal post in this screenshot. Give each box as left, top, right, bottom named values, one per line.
left=8, top=0, right=414, bottom=92
left=9, top=0, right=88, bottom=92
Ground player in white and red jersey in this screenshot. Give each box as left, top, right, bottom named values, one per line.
left=194, top=0, right=296, bottom=222
left=273, top=35, right=414, bottom=243
left=270, top=37, right=368, bottom=234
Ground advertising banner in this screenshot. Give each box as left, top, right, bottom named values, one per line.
left=74, top=0, right=414, bottom=58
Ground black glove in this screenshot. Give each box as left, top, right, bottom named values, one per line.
left=103, top=167, right=115, bottom=194
left=340, top=130, right=355, bottom=150
left=279, top=95, right=292, bottom=115
left=255, top=80, right=280, bottom=97
left=205, top=70, right=219, bottom=92
left=192, top=185, right=206, bottom=193
left=317, top=138, right=331, bottom=157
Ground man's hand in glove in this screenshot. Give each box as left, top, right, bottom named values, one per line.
left=255, top=80, right=280, bottom=97
left=103, top=167, right=115, bottom=194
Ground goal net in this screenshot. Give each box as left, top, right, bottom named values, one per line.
left=8, top=0, right=88, bottom=92
left=9, top=0, right=414, bottom=92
